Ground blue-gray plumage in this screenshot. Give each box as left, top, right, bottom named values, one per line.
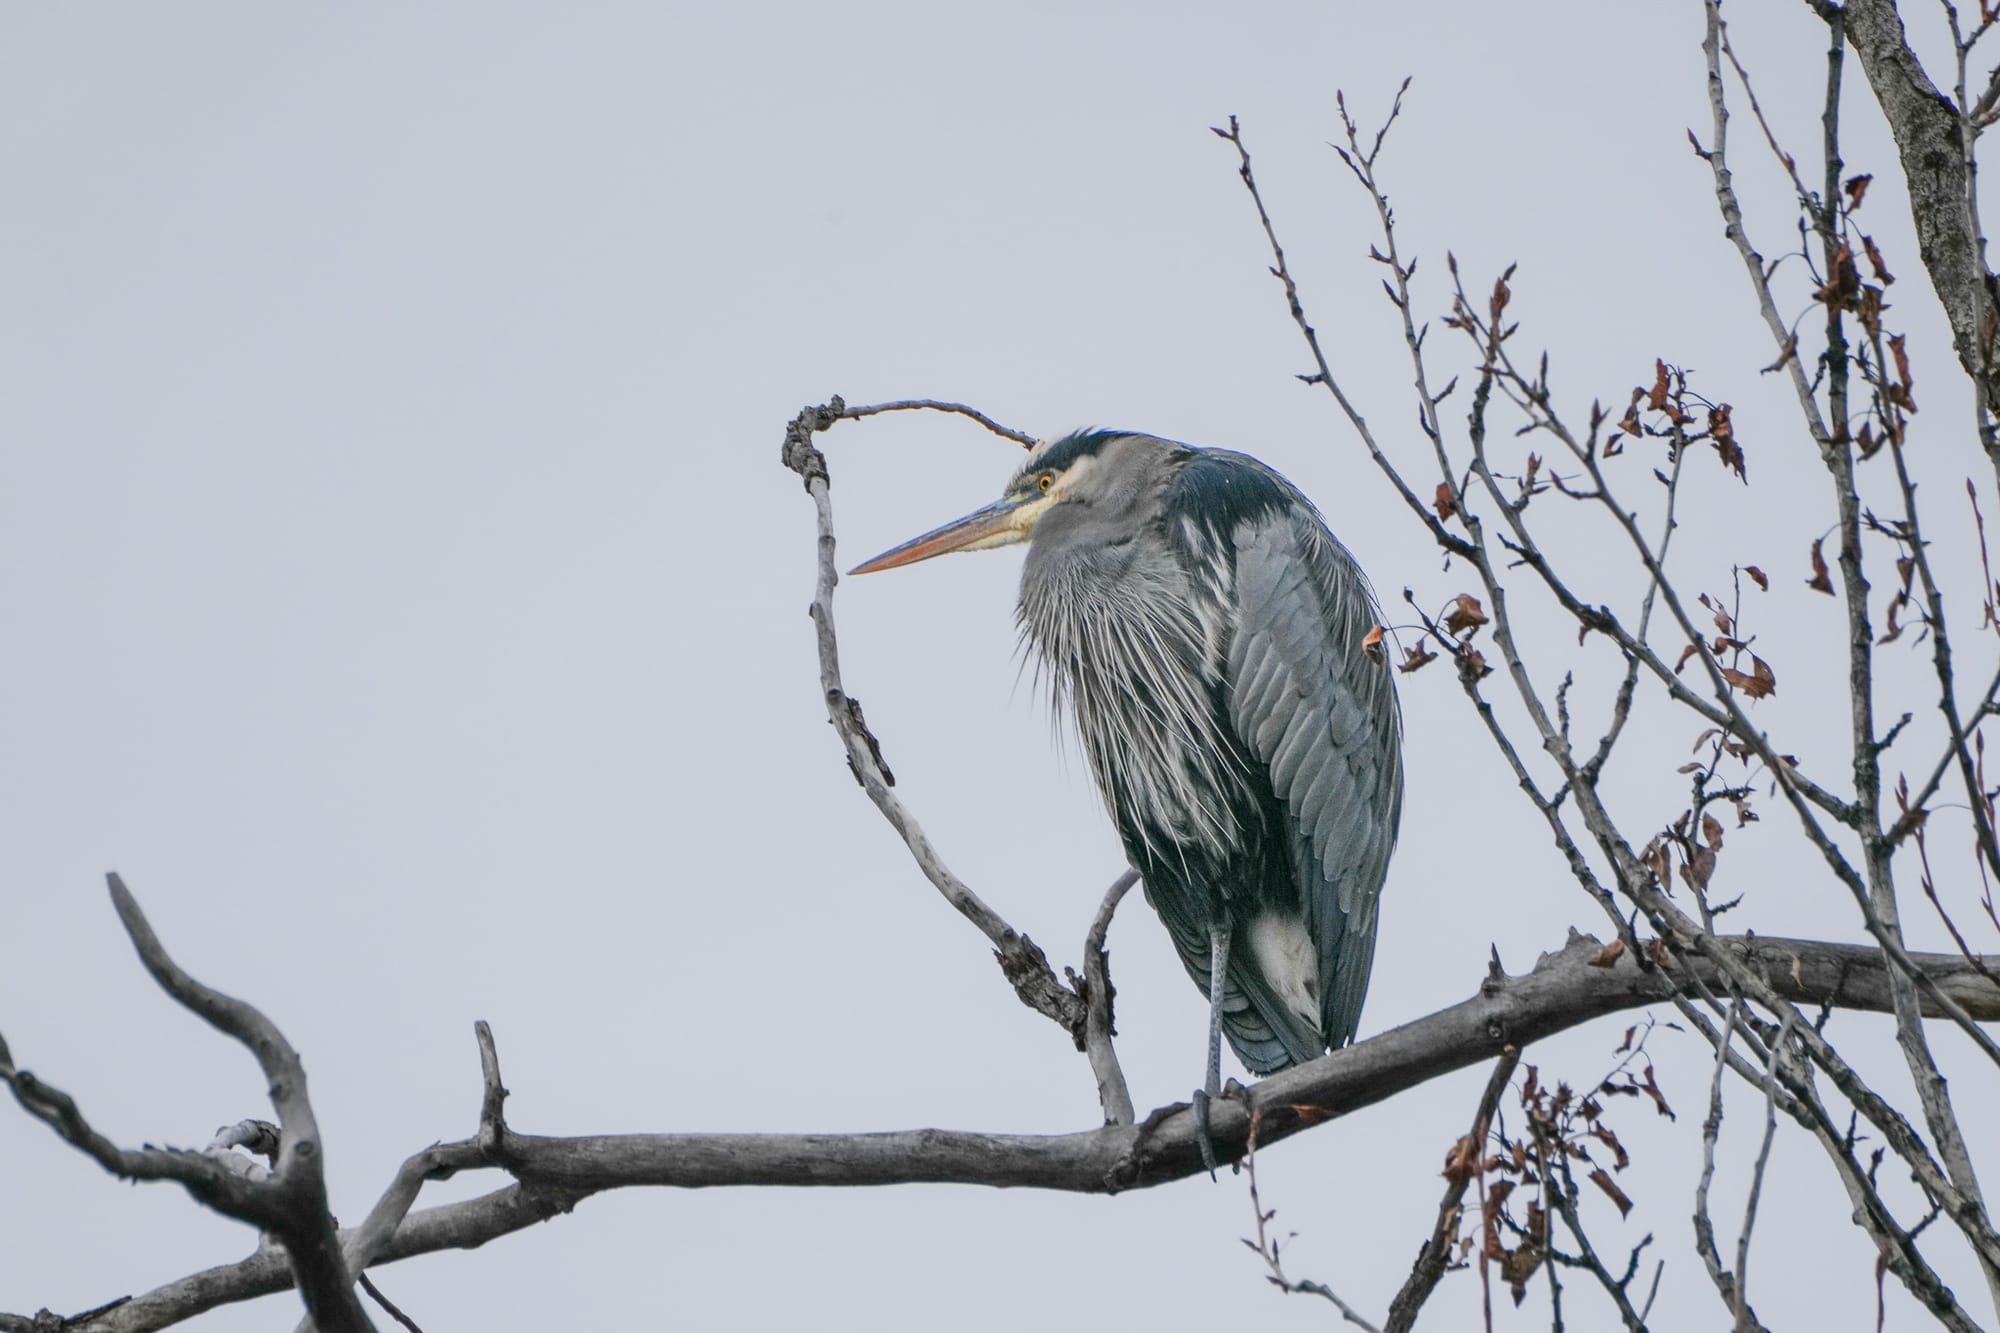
left=854, top=430, right=1402, bottom=1146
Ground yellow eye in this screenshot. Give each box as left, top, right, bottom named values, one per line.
left=1038, top=472, right=1054, bottom=492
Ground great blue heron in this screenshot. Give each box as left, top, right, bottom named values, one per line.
left=854, top=430, right=1402, bottom=1163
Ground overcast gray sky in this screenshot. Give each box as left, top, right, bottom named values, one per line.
left=4, top=4, right=1996, bottom=1329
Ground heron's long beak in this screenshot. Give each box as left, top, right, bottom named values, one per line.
left=850, top=491, right=1044, bottom=574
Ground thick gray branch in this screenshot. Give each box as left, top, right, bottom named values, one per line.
left=1841, top=0, right=2000, bottom=418
left=22, top=930, right=1998, bottom=1333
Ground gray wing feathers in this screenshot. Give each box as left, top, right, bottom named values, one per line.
left=1227, top=508, right=1403, bottom=1050
left=1139, top=875, right=1318, bottom=1074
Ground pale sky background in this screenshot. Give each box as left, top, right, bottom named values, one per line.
left=4, top=4, right=1998, bottom=1330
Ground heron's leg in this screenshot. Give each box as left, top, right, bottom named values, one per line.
left=1193, top=919, right=1231, bottom=1178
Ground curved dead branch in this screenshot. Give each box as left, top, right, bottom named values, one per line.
left=5, top=907, right=1993, bottom=1333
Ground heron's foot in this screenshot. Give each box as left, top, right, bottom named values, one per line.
left=1193, top=1088, right=1218, bottom=1179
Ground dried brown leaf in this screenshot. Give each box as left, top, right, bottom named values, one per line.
left=1816, top=243, right=1861, bottom=309
left=1443, top=593, right=1489, bottom=636
left=1588, top=1168, right=1634, bottom=1217
left=1499, top=1243, right=1543, bottom=1306
left=1888, top=333, right=1918, bottom=414
left=1443, top=1132, right=1482, bottom=1184
left=1433, top=481, right=1458, bottom=521
left=1808, top=537, right=1834, bottom=594
left=1398, top=643, right=1439, bottom=674
left=1590, top=1122, right=1630, bottom=1172
left=1640, top=1063, right=1676, bottom=1120
left=1680, top=844, right=1716, bottom=892
left=1861, top=234, right=1894, bottom=285
left=1646, top=358, right=1670, bottom=412
left=1721, top=655, right=1777, bottom=698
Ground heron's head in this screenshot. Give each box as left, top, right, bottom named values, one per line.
left=850, top=430, right=1154, bottom=575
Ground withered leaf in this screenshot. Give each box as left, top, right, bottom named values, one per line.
left=1616, top=386, right=1644, bottom=441
left=1890, top=333, right=1917, bottom=412
left=1443, top=593, right=1489, bottom=635
left=1745, top=565, right=1768, bottom=591
left=1640, top=835, right=1670, bottom=887
left=1398, top=643, right=1440, bottom=674
left=1461, top=646, right=1494, bottom=680
left=1640, top=1063, right=1676, bottom=1120
left=1434, top=481, right=1459, bottom=521
left=1646, top=359, right=1671, bottom=412
left=1589, top=1168, right=1635, bottom=1218
left=1675, top=643, right=1700, bottom=675
left=1846, top=173, right=1872, bottom=208
left=1706, top=596, right=1734, bottom=636
left=1591, top=1122, right=1631, bottom=1172
left=1816, top=243, right=1861, bottom=309
left=1857, top=284, right=1885, bottom=338
left=1879, top=593, right=1907, bottom=645
left=1589, top=939, right=1626, bottom=968
left=1762, top=333, right=1798, bottom=374
left=1701, top=811, right=1724, bottom=851
left=1861, top=234, right=1894, bottom=285
left=1500, top=1243, right=1543, bottom=1306
left=1680, top=844, right=1717, bottom=892
left=1443, top=1132, right=1482, bottom=1184
left=1721, top=654, right=1777, bottom=698
left=1808, top=537, right=1834, bottom=594
left=1708, top=402, right=1743, bottom=477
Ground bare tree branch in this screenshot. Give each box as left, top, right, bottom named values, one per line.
left=779, top=399, right=1100, bottom=1062
left=834, top=397, right=1039, bottom=448
left=1840, top=0, right=2000, bottom=475
left=0, top=876, right=377, bottom=1333
left=1242, top=1110, right=1384, bottom=1331
left=9, top=926, right=1995, bottom=1333
left=1384, top=1045, right=1522, bottom=1333
left=1075, top=870, right=1139, bottom=1126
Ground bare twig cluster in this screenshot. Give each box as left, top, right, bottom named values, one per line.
left=1201, top=1, right=2000, bottom=1323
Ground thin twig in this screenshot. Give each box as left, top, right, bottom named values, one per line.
left=781, top=400, right=1096, bottom=1059
left=355, top=1276, right=422, bottom=1333
left=834, top=398, right=1039, bottom=448
left=1734, top=1014, right=1795, bottom=1331
left=1077, top=870, right=1139, bottom=1126
left=1383, top=1046, right=1521, bottom=1333
left=1242, top=1111, right=1384, bottom=1331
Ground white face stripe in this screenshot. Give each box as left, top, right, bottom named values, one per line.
left=1009, top=443, right=1101, bottom=501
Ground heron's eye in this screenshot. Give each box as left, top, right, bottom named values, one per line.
left=1038, top=472, right=1054, bottom=492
